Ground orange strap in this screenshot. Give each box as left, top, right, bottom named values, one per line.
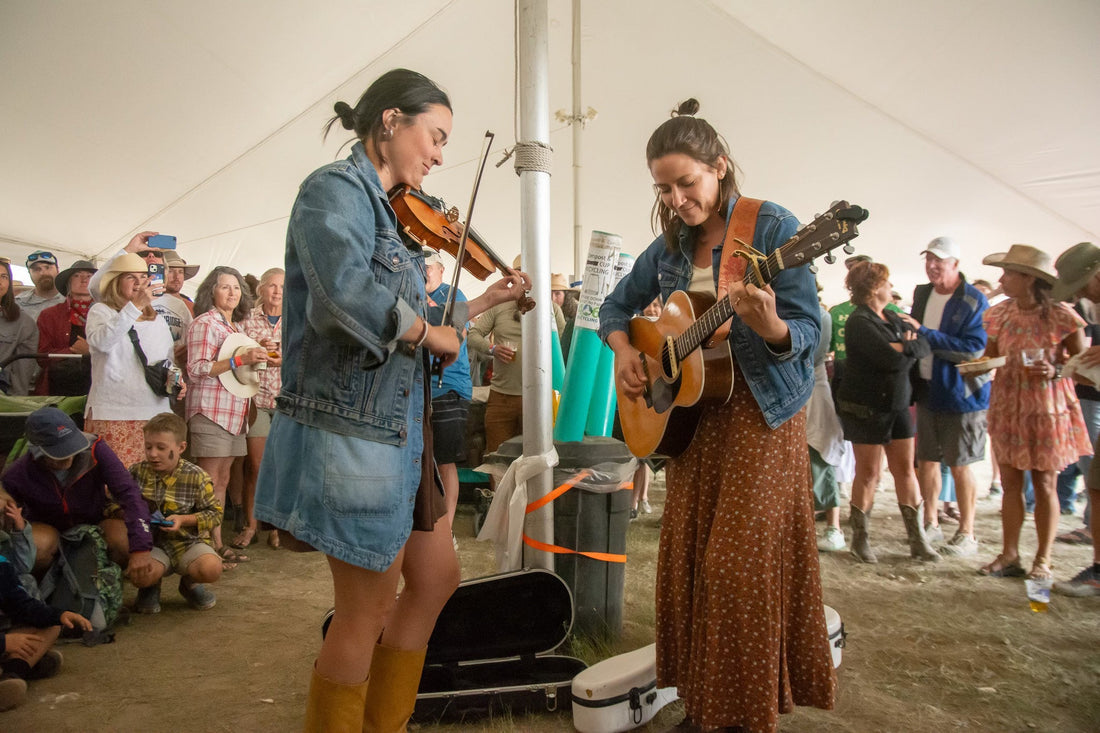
left=522, top=470, right=632, bottom=563
left=710, top=196, right=764, bottom=345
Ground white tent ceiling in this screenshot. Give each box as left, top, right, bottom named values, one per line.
left=3, top=0, right=1098, bottom=306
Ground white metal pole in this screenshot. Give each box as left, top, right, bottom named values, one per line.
left=517, top=0, right=554, bottom=570
left=571, top=0, right=584, bottom=281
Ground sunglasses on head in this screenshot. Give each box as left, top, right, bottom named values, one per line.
left=26, top=252, right=56, bottom=265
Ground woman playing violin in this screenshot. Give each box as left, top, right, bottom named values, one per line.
left=599, top=99, right=835, bottom=732
left=253, top=68, right=530, bottom=731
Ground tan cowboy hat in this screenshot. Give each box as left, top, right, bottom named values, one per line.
left=161, top=249, right=200, bottom=280
left=216, top=332, right=262, bottom=399
left=981, top=244, right=1056, bottom=285
left=97, top=253, right=150, bottom=298
left=550, top=273, right=570, bottom=291
left=1051, top=242, right=1100, bottom=301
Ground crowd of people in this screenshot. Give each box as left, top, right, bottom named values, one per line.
left=0, top=67, right=1096, bottom=732
left=810, top=238, right=1099, bottom=597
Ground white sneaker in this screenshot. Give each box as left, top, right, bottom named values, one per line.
left=640, top=500, right=653, bottom=514
left=817, top=527, right=846, bottom=552
left=940, top=531, right=978, bottom=557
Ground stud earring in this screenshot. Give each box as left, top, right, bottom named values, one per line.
left=382, top=127, right=394, bottom=140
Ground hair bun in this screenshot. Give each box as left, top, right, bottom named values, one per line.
left=333, top=101, right=356, bottom=130
left=672, top=98, right=700, bottom=117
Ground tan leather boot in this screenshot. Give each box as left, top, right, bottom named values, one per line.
left=900, top=503, right=941, bottom=562
left=362, top=644, right=428, bottom=733
left=848, top=505, right=878, bottom=564
left=302, top=664, right=368, bottom=733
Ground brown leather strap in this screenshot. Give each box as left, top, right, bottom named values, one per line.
left=710, top=196, right=763, bottom=344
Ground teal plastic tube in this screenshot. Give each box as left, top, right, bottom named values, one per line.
left=551, top=324, right=565, bottom=392
left=553, top=327, right=603, bottom=442
left=585, top=342, right=617, bottom=436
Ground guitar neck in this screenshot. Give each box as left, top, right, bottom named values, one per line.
left=676, top=254, right=778, bottom=354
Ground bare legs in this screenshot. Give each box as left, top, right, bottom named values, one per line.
left=195, top=456, right=234, bottom=551
left=851, top=438, right=920, bottom=511
left=997, top=466, right=1057, bottom=573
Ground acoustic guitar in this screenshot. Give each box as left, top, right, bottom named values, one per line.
left=617, top=200, right=868, bottom=458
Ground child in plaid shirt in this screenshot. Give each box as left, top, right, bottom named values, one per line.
left=129, top=413, right=223, bottom=613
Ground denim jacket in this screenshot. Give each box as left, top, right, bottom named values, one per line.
left=276, top=142, right=428, bottom=445
left=598, top=197, right=820, bottom=429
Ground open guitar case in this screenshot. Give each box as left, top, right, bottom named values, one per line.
left=412, top=567, right=587, bottom=723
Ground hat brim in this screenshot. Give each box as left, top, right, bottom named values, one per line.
left=181, top=265, right=200, bottom=280
left=981, top=253, right=1057, bottom=285
left=56, top=266, right=97, bottom=297
left=216, top=333, right=262, bottom=398
left=920, top=248, right=957, bottom=261
left=28, top=429, right=91, bottom=461
left=1051, top=262, right=1100, bottom=301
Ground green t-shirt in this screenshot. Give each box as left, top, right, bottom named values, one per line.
left=829, top=299, right=902, bottom=360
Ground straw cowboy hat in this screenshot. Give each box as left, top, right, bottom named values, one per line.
left=97, top=253, right=150, bottom=297
left=550, top=273, right=570, bottom=291
left=1051, top=242, right=1100, bottom=301
left=216, top=332, right=262, bottom=399
left=161, top=249, right=200, bottom=280
left=981, top=244, right=1057, bottom=285
left=56, top=259, right=98, bottom=296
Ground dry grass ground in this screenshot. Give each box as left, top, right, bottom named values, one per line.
left=6, top=455, right=1099, bottom=732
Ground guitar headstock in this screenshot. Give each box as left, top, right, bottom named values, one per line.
left=781, top=200, right=869, bottom=274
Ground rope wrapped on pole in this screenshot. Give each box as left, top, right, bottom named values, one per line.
left=512, top=140, right=553, bottom=176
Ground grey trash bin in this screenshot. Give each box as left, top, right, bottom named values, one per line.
left=489, top=435, right=635, bottom=639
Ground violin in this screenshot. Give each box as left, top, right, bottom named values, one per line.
left=389, top=184, right=510, bottom=281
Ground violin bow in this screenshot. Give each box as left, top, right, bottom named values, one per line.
left=437, top=130, right=494, bottom=385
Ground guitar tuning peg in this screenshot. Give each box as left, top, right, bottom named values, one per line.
left=823, top=252, right=836, bottom=265
left=809, top=264, right=819, bottom=274
left=843, top=244, right=855, bottom=255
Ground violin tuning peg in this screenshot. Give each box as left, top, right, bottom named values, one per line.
left=843, top=244, right=855, bottom=255
left=823, top=252, right=836, bottom=265
left=809, top=264, right=819, bottom=275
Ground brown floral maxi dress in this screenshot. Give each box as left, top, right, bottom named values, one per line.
left=655, top=365, right=837, bottom=731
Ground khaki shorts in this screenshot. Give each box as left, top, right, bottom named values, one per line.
left=150, top=541, right=218, bottom=575
left=915, top=405, right=987, bottom=466
left=188, top=413, right=246, bottom=457
left=247, top=407, right=274, bottom=439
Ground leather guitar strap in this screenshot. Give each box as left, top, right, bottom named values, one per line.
left=709, top=196, right=763, bottom=344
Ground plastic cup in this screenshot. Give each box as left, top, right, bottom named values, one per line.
left=1025, top=577, right=1052, bottom=612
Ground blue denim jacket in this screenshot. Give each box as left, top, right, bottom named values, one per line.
left=276, top=142, right=428, bottom=445
left=598, top=197, right=820, bottom=429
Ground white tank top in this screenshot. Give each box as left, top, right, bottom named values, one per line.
left=689, top=264, right=715, bottom=295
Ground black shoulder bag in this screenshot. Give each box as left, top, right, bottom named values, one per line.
left=128, top=327, right=181, bottom=398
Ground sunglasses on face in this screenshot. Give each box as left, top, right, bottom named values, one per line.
left=136, top=250, right=163, bottom=259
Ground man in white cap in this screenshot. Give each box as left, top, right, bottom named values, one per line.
left=1050, top=242, right=1100, bottom=597
left=900, top=236, right=990, bottom=557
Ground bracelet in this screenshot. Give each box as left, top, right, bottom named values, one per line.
left=228, top=357, right=238, bottom=374
left=413, top=319, right=430, bottom=349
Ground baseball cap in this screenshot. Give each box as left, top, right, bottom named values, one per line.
left=25, top=406, right=90, bottom=460
left=921, top=236, right=961, bottom=261
left=26, top=250, right=58, bottom=268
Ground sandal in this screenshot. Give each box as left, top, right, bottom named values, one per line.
left=1056, top=527, right=1093, bottom=545
left=978, top=554, right=1025, bottom=578
left=229, top=526, right=257, bottom=550
left=1027, top=562, right=1053, bottom=581
left=267, top=529, right=280, bottom=550
left=217, top=545, right=250, bottom=564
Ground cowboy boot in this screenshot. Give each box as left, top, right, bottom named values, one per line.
left=900, top=503, right=941, bottom=562
left=362, top=644, right=428, bottom=733
left=303, top=664, right=368, bottom=733
left=848, top=505, right=878, bottom=564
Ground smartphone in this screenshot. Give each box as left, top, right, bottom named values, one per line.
left=146, top=234, right=176, bottom=249
left=148, top=263, right=166, bottom=297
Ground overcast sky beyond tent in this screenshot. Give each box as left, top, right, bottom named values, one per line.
left=1, top=0, right=1097, bottom=306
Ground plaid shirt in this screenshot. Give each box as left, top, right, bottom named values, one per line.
left=185, top=309, right=249, bottom=435
left=130, top=459, right=221, bottom=565
left=241, top=306, right=282, bottom=410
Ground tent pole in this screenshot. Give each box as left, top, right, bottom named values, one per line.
left=571, top=0, right=583, bottom=281
left=517, top=0, right=554, bottom=571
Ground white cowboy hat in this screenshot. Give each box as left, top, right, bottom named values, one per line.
left=981, top=244, right=1057, bottom=285
left=216, top=332, right=262, bottom=399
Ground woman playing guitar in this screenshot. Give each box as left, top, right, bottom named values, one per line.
left=599, top=99, right=836, bottom=732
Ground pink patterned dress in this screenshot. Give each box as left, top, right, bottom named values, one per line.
left=984, top=300, right=1093, bottom=471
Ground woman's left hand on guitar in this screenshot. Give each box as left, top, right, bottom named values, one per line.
left=729, top=282, right=791, bottom=349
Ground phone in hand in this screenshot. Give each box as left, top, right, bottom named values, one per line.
left=148, top=263, right=166, bottom=297
left=146, top=234, right=177, bottom=249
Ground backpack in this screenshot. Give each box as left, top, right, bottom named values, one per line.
left=38, top=524, right=123, bottom=644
